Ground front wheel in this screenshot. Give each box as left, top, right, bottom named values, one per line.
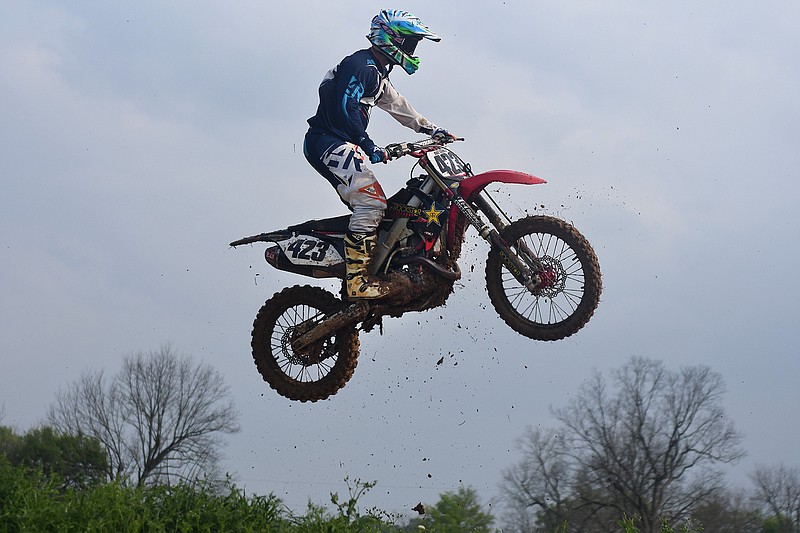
left=486, top=216, right=602, bottom=341
left=251, top=285, right=359, bottom=402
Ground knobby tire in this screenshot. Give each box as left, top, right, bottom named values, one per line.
left=486, top=216, right=602, bottom=341
left=251, top=285, right=359, bottom=402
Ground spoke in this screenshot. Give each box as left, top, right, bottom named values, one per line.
left=266, top=303, right=342, bottom=383
left=561, top=287, right=583, bottom=308
left=530, top=298, right=544, bottom=323
left=295, top=365, right=310, bottom=382
left=548, top=297, right=571, bottom=322
left=499, top=230, right=587, bottom=326
left=522, top=297, right=540, bottom=321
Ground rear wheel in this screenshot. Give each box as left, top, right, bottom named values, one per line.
left=251, top=285, right=359, bottom=402
left=486, top=216, right=601, bottom=341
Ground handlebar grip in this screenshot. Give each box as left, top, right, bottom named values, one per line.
left=386, top=143, right=409, bottom=159
left=384, top=136, right=464, bottom=160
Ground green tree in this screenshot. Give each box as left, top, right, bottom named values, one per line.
left=0, top=425, right=108, bottom=489
left=408, top=486, right=495, bottom=532
left=0, top=425, right=21, bottom=457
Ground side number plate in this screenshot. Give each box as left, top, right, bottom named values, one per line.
left=279, top=235, right=343, bottom=266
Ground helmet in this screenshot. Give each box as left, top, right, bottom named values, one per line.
left=367, top=9, right=441, bottom=75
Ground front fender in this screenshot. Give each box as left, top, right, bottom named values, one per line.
left=459, top=170, right=546, bottom=202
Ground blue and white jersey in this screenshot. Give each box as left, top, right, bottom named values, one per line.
left=307, top=48, right=434, bottom=154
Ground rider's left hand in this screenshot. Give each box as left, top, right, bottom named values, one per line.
left=369, top=146, right=388, bottom=164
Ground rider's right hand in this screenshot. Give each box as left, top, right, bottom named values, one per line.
left=431, top=127, right=455, bottom=141
left=369, top=146, right=389, bottom=164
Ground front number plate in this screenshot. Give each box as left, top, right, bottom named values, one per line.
left=429, top=148, right=467, bottom=178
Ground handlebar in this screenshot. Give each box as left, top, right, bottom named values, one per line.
left=385, top=135, right=464, bottom=161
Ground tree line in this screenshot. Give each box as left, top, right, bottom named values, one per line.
left=1, top=348, right=798, bottom=532
left=499, top=357, right=799, bottom=532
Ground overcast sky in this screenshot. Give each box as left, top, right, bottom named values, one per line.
left=2, top=0, right=799, bottom=519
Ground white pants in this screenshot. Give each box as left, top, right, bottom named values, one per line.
left=321, top=142, right=387, bottom=233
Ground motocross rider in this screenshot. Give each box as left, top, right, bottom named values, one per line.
left=303, top=9, right=453, bottom=300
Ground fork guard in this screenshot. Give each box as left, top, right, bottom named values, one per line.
left=459, top=169, right=546, bottom=202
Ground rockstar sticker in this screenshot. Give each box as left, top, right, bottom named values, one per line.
left=424, top=203, right=443, bottom=225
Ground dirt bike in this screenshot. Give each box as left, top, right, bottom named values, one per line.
left=230, top=136, right=601, bottom=402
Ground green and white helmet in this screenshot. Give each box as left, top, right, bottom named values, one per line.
left=367, top=9, right=441, bottom=75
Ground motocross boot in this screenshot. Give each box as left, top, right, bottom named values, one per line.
left=343, top=231, right=396, bottom=300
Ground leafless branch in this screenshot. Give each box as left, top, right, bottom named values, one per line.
left=48, top=344, right=239, bottom=487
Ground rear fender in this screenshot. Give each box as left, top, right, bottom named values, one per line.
left=230, top=215, right=350, bottom=279
left=229, top=230, right=293, bottom=247
left=459, top=170, right=546, bottom=202
left=265, top=232, right=346, bottom=279
left=229, top=214, right=351, bottom=247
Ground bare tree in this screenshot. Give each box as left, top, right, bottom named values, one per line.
left=48, top=345, right=240, bottom=486
left=502, top=357, right=745, bottom=533
left=751, top=463, right=800, bottom=532
left=502, top=428, right=573, bottom=531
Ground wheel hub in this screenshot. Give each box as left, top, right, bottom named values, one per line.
left=282, top=320, right=334, bottom=366
left=535, top=256, right=566, bottom=298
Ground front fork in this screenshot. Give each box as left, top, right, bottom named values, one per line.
left=453, top=193, right=542, bottom=292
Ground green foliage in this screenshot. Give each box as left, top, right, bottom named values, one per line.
left=616, top=514, right=704, bottom=533
left=0, top=425, right=108, bottom=490
left=288, top=477, right=396, bottom=532
left=759, top=515, right=795, bottom=533
left=0, top=455, right=65, bottom=532
left=0, top=458, right=284, bottom=531
left=0, top=426, right=21, bottom=456
left=2, top=421, right=400, bottom=532
left=407, top=485, right=495, bottom=533
left=0, top=461, right=401, bottom=532
left=1, top=456, right=780, bottom=533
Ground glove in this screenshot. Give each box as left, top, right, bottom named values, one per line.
left=369, top=146, right=388, bottom=164
left=431, top=127, right=455, bottom=140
